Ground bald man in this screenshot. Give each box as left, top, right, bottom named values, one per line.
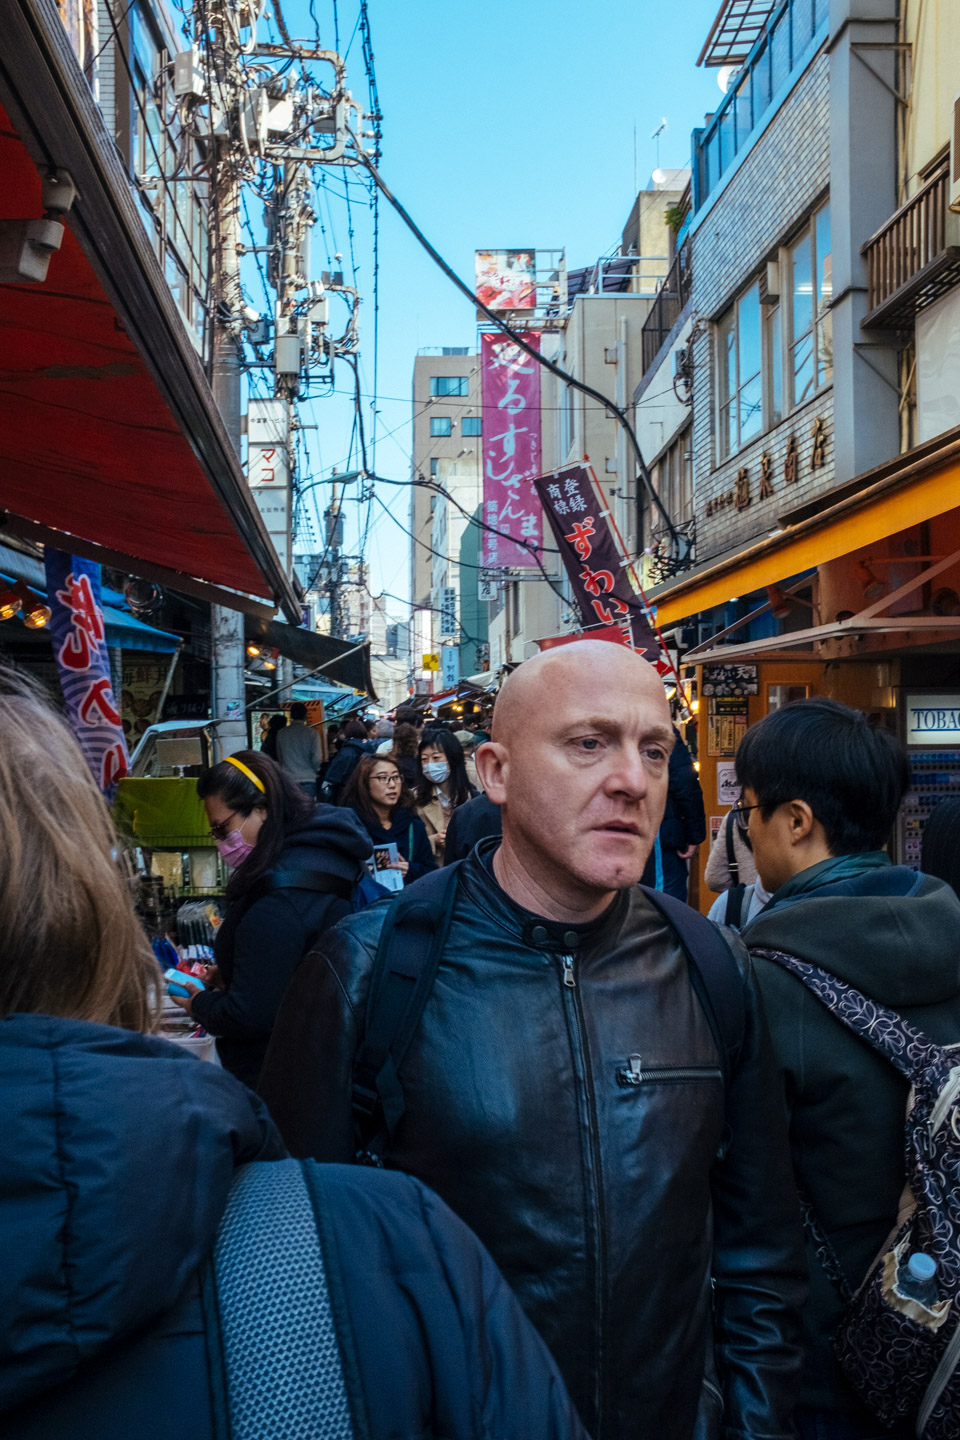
left=260, top=641, right=804, bottom=1440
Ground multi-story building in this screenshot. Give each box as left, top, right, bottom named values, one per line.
left=484, top=178, right=684, bottom=669
left=638, top=0, right=960, bottom=895
left=410, top=349, right=482, bottom=611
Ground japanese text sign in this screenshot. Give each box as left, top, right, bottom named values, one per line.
left=481, top=331, right=542, bottom=568
left=44, top=550, right=130, bottom=797
left=475, top=249, right=535, bottom=310
left=534, top=465, right=665, bottom=669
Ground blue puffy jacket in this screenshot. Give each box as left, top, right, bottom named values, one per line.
left=0, top=1014, right=586, bottom=1440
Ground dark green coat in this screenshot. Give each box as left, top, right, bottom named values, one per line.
left=745, top=867, right=960, bottom=1417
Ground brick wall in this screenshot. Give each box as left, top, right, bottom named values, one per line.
left=690, top=48, right=834, bottom=564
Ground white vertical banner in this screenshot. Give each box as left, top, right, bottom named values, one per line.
left=248, top=398, right=291, bottom=573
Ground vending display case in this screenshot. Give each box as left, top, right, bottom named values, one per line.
left=896, top=694, right=960, bottom=868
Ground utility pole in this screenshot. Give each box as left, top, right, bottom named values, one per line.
left=207, top=0, right=247, bottom=759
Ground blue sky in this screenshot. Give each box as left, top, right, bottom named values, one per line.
left=280, top=0, right=725, bottom=609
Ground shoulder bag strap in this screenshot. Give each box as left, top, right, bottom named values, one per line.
left=749, top=947, right=941, bottom=1081
left=640, top=887, right=746, bottom=1085
left=351, top=864, right=461, bottom=1163
left=262, top=868, right=353, bottom=901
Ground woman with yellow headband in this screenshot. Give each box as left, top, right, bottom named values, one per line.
left=170, top=750, right=372, bottom=1086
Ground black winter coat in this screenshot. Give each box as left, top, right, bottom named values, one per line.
left=657, top=727, right=707, bottom=853
left=0, top=1014, right=587, bottom=1440
left=746, top=865, right=960, bottom=1418
left=443, top=792, right=502, bottom=863
left=323, top=737, right=375, bottom=802
left=259, top=842, right=806, bottom=1440
left=191, top=805, right=372, bottom=1086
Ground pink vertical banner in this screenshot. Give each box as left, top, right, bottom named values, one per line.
left=481, top=331, right=542, bottom=568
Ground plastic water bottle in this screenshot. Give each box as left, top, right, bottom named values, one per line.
left=898, top=1252, right=939, bottom=1307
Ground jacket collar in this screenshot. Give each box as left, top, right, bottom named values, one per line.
left=460, top=837, right=627, bottom=953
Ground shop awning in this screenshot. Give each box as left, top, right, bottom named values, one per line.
left=0, top=0, right=300, bottom=622
left=651, top=425, right=960, bottom=629
left=244, top=616, right=377, bottom=698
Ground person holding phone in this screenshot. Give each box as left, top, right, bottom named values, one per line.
left=170, top=750, right=372, bottom=1087
left=341, top=753, right=436, bottom=886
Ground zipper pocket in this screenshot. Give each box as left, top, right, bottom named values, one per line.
left=616, top=1054, right=723, bottom=1087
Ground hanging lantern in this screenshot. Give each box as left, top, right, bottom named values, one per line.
left=0, top=590, right=23, bottom=621
left=23, top=601, right=52, bottom=629
left=246, top=642, right=261, bottom=657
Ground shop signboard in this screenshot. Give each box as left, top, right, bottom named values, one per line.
left=701, top=664, right=758, bottom=698
left=480, top=331, right=542, bottom=568
left=905, top=695, right=960, bottom=746
left=707, top=697, right=748, bottom=757
left=422, top=652, right=440, bottom=672
left=248, top=398, right=291, bottom=572
left=44, top=549, right=129, bottom=797
left=716, top=762, right=740, bottom=808
left=475, top=249, right=536, bottom=310
left=534, top=464, right=664, bottom=669
left=439, top=586, right=458, bottom=638
left=440, top=645, right=460, bottom=688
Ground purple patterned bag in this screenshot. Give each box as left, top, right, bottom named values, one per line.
left=752, top=948, right=960, bottom=1438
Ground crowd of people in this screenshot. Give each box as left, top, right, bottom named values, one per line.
left=3, top=640, right=960, bottom=1440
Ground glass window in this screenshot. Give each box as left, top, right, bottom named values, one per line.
left=792, top=0, right=814, bottom=53
left=719, top=107, right=735, bottom=171
left=429, top=376, right=468, bottom=397
left=430, top=416, right=452, bottom=437
left=753, top=42, right=772, bottom=120
left=735, top=75, right=752, bottom=151
left=789, top=202, right=831, bottom=405
left=461, top=416, right=482, bottom=436
left=816, top=203, right=833, bottom=385
left=717, top=281, right=765, bottom=457
left=770, top=9, right=790, bottom=94
left=767, top=304, right=783, bottom=427
left=429, top=457, right=439, bottom=477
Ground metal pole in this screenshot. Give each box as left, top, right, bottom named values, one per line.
left=208, top=5, right=247, bottom=761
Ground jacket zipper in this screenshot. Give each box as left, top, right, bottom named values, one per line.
left=557, top=952, right=606, bottom=1434
left=617, top=1055, right=723, bottom=1087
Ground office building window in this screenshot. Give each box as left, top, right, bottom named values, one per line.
left=430, top=417, right=452, bottom=437
left=789, top=200, right=832, bottom=405
left=653, top=428, right=693, bottom=531
left=429, top=457, right=439, bottom=477
left=429, top=376, right=468, bottom=397
left=461, top=416, right=482, bottom=436
left=717, top=281, right=763, bottom=458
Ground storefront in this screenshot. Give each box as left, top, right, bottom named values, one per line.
left=649, top=422, right=960, bottom=910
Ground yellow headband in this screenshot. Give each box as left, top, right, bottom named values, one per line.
left=224, top=755, right=266, bottom=793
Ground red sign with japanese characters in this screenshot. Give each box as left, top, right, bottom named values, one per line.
left=480, top=331, right=543, bottom=568
left=534, top=465, right=665, bottom=669
left=44, top=550, right=130, bottom=797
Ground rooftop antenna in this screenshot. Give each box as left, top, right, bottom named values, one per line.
left=651, top=117, right=667, bottom=174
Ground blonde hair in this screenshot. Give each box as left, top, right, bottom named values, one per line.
left=0, top=666, right=158, bottom=1031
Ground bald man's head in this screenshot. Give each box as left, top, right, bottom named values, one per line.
left=476, top=641, right=674, bottom=909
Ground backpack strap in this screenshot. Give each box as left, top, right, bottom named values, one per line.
left=351, top=864, right=461, bottom=1164
left=641, top=887, right=746, bottom=1085
left=203, top=1159, right=357, bottom=1440
left=261, top=868, right=354, bottom=901
left=724, top=809, right=740, bottom=886
left=723, top=883, right=747, bottom=930
left=749, top=947, right=940, bottom=1082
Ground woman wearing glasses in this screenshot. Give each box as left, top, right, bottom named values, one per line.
left=170, top=750, right=372, bottom=1086
left=341, top=752, right=437, bottom=886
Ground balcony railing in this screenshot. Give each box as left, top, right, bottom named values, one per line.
left=641, top=246, right=692, bottom=374
left=862, top=167, right=960, bottom=329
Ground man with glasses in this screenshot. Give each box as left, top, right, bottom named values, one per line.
left=736, top=698, right=960, bottom=1440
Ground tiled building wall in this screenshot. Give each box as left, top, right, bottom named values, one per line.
left=690, top=48, right=834, bottom=562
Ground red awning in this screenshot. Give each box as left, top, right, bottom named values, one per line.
left=0, top=1, right=299, bottom=621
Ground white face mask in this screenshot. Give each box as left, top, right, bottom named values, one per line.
left=422, top=760, right=450, bottom=784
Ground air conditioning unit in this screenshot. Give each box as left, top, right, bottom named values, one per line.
left=951, top=90, right=960, bottom=213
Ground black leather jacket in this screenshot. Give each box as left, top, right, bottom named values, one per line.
left=260, top=843, right=805, bottom=1440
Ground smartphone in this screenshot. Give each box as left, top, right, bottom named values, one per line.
left=164, top=967, right=202, bottom=999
